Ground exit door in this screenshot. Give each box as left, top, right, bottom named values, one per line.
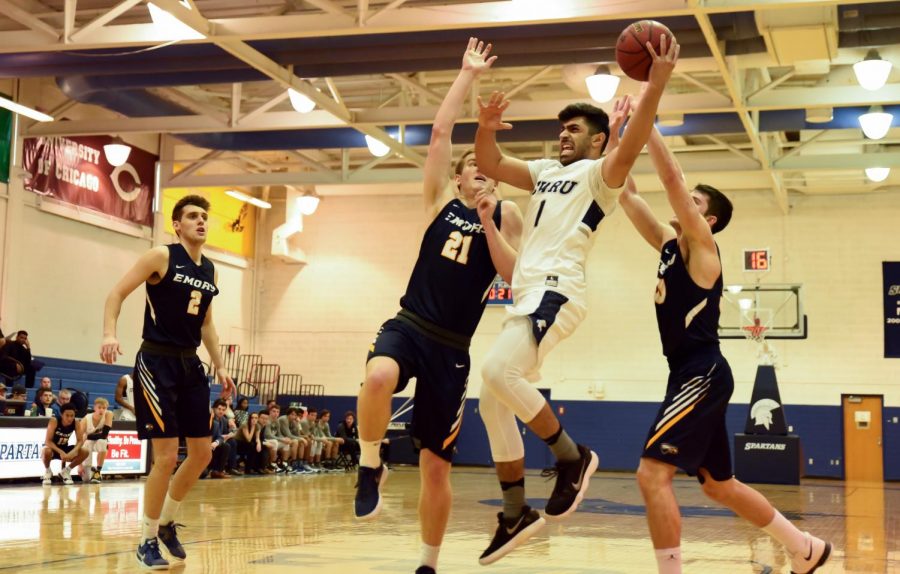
left=842, top=395, right=884, bottom=482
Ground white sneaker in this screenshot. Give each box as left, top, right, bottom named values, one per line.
left=790, top=532, right=832, bottom=574
left=42, top=469, right=52, bottom=485
left=60, top=466, right=74, bottom=485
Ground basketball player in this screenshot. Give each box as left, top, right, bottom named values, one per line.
left=41, top=403, right=88, bottom=485
left=355, top=38, right=523, bottom=574
left=473, top=36, right=679, bottom=565
left=614, top=98, right=832, bottom=574
left=100, top=194, right=235, bottom=569
left=81, top=396, right=114, bottom=483
left=115, top=373, right=136, bottom=421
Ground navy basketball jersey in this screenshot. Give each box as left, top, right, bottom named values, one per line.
left=654, top=238, right=723, bottom=359
left=399, top=198, right=502, bottom=337
left=53, top=419, right=76, bottom=447
left=142, top=243, right=219, bottom=348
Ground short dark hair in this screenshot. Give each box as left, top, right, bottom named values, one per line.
left=320, top=409, right=330, bottom=418
left=307, top=407, right=318, bottom=415
left=558, top=103, right=611, bottom=154
left=257, top=409, right=269, bottom=417
left=172, top=194, right=209, bottom=223
left=16, top=330, right=27, bottom=337
left=694, top=184, right=733, bottom=234
left=212, top=398, right=227, bottom=409
left=286, top=407, right=298, bottom=416
left=60, top=403, right=77, bottom=415
left=454, top=149, right=475, bottom=176
left=344, top=410, right=355, bottom=419
left=11, top=384, right=26, bottom=395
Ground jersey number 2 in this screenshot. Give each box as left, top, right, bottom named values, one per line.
left=441, top=231, right=472, bottom=264
left=187, top=290, right=202, bottom=315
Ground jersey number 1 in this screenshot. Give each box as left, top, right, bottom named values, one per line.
left=187, top=290, right=202, bottom=315
left=441, top=231, right=472, bottom=264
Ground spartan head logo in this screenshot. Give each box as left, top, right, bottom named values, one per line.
left=750, top=399, right=781, bottom=430
left=535, top=319, right=547, bottom=332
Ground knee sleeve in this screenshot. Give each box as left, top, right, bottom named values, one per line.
left=95, top=439, right=108, bottom=453
left=480, top=317, right=547, bottom=423
left=479, top=385, right=524, bottom=462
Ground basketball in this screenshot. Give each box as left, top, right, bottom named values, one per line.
left=615, top=20, right=675, bottom=82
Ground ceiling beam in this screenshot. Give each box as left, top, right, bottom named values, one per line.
left=694, top=9, right=789, bottom=214
left=0, top=0, right=60, bottom=39
left=69, top=0, right=143, bottom=43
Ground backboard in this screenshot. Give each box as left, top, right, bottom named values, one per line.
left=719, top=283, right=806, bottom=340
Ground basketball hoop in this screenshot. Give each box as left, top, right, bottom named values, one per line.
left=741, top=314, right=777, bottom=366
left=742, top=317, right=768, bottom=342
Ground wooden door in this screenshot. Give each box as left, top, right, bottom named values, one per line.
left=843, top=395, right=883, bottom=482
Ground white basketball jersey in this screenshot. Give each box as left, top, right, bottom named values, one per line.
left=509, top=157, right=621, bottom=314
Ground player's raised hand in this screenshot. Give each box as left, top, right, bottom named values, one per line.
left=462, top=37, right=497, bottom=75
left=646, top=34, right=679, bottom=89
left=475, top=185, right=498, bottom=223
left=477, top=91, right=513, bottom=132
left=606, top=94, right=633, bottom=152
left=100, top=336, right=123, bottom=364
left=216, top=368, right=236, bottom=400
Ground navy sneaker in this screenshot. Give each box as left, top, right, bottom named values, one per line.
left=415, top=567, right=436, bottom=574
left=543, top=444, right=598, bottom=520
left=354, top=464, right=388, bottom=520
left=136, top=537, right=169, bottom=570
left=479, top=506, right=546, bottom=565
left=158, top=522, right=186, bottom=560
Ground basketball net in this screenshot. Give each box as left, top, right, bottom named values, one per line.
left=742, top=315, right=777, bottom=366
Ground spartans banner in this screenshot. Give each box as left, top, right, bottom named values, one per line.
left=22, top=135, right=156, bottom=226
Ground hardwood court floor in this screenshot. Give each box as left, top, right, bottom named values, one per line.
left=0, top=467, right=897, bottom=573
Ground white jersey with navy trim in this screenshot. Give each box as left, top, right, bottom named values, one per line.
left=509, top=157, right=622, bottom=315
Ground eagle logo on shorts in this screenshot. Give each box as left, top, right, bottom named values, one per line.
left=660, top=443, right=679, bottom=455
left=535, top=319, right=547, bottom=332
left=145, top=424, right=154, bottom=431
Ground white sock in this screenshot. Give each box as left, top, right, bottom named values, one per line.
left=141, top=515, right=159, bottom=543
left=359, top=440, right=382, bottom=469
left=420, top=543, right=440, bottom=569
left=654, top=547, right=682, bottom=574
left=762, top=510, right=807, bottom=555
left=159, top=494, right=182, bottom=526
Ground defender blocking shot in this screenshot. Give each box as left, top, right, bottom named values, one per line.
left=100, top=194, right=234, bottom=570
left=355, top=38, right=523, bottom=574
left=615, top=100, right=832, bottom=574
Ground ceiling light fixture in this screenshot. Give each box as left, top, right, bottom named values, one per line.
left=297, top=190, right=321, bottom=215
left=805, top=107, right=833, bottom=124
left=858, top=106, right=893, bottom=140
left=365, top=135, right=392, bottom=158
left=0, top=94, right=53, bottom=122
left=853, top=49, right=893, bottom=91
left=865, top=167, right=890, bottom=182
left=147, top=2, right=206, bottom=41
left=225, top=189, right=271, bottom=209
left=287, top=88, right=316, bottom=113
left=103, top=136, right=132, bottom=167
left=584, top=65, right=620, bottom=104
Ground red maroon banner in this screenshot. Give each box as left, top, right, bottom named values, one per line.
left=23, top=135, right=156, bottom=226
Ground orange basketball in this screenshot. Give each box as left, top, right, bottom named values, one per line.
left=615, top=20, right=675, bottom=82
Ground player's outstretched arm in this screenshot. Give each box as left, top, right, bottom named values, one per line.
left=618, top=177, right=675, bottom=252
left=201, top=299, right=235, bottom=399
left=475, top=92, right=533, bottom=190
left=476, top=186, right=523, bottom=283
left=602, top=34, right=679, bottom=189
left=424, top=37, right=497, bottom=218
left=647, top=126, right=713, bottom=249
left=100, top=246, right=168, bottom=364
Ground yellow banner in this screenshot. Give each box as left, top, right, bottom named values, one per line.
left=162, top=188, right=255, bottom=258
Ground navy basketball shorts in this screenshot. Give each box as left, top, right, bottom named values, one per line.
left=50, top=444, right=76, bottom=460
left=367, top=317, right=470, bottom=462
left=133, top=347, right=212, bottom=440
left=642, top=352, right=735, bottom=483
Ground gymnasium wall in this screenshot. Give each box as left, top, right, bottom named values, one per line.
left=256, top=189, right=900, bottom=409
left=0, top=191, right=254, bottom=366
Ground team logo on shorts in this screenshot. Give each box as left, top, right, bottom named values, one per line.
left=145, top=424, right=154, bottom=432
left=660, top=443, right=679, bottom=455
left=545, top=275, right=559, bottom=287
